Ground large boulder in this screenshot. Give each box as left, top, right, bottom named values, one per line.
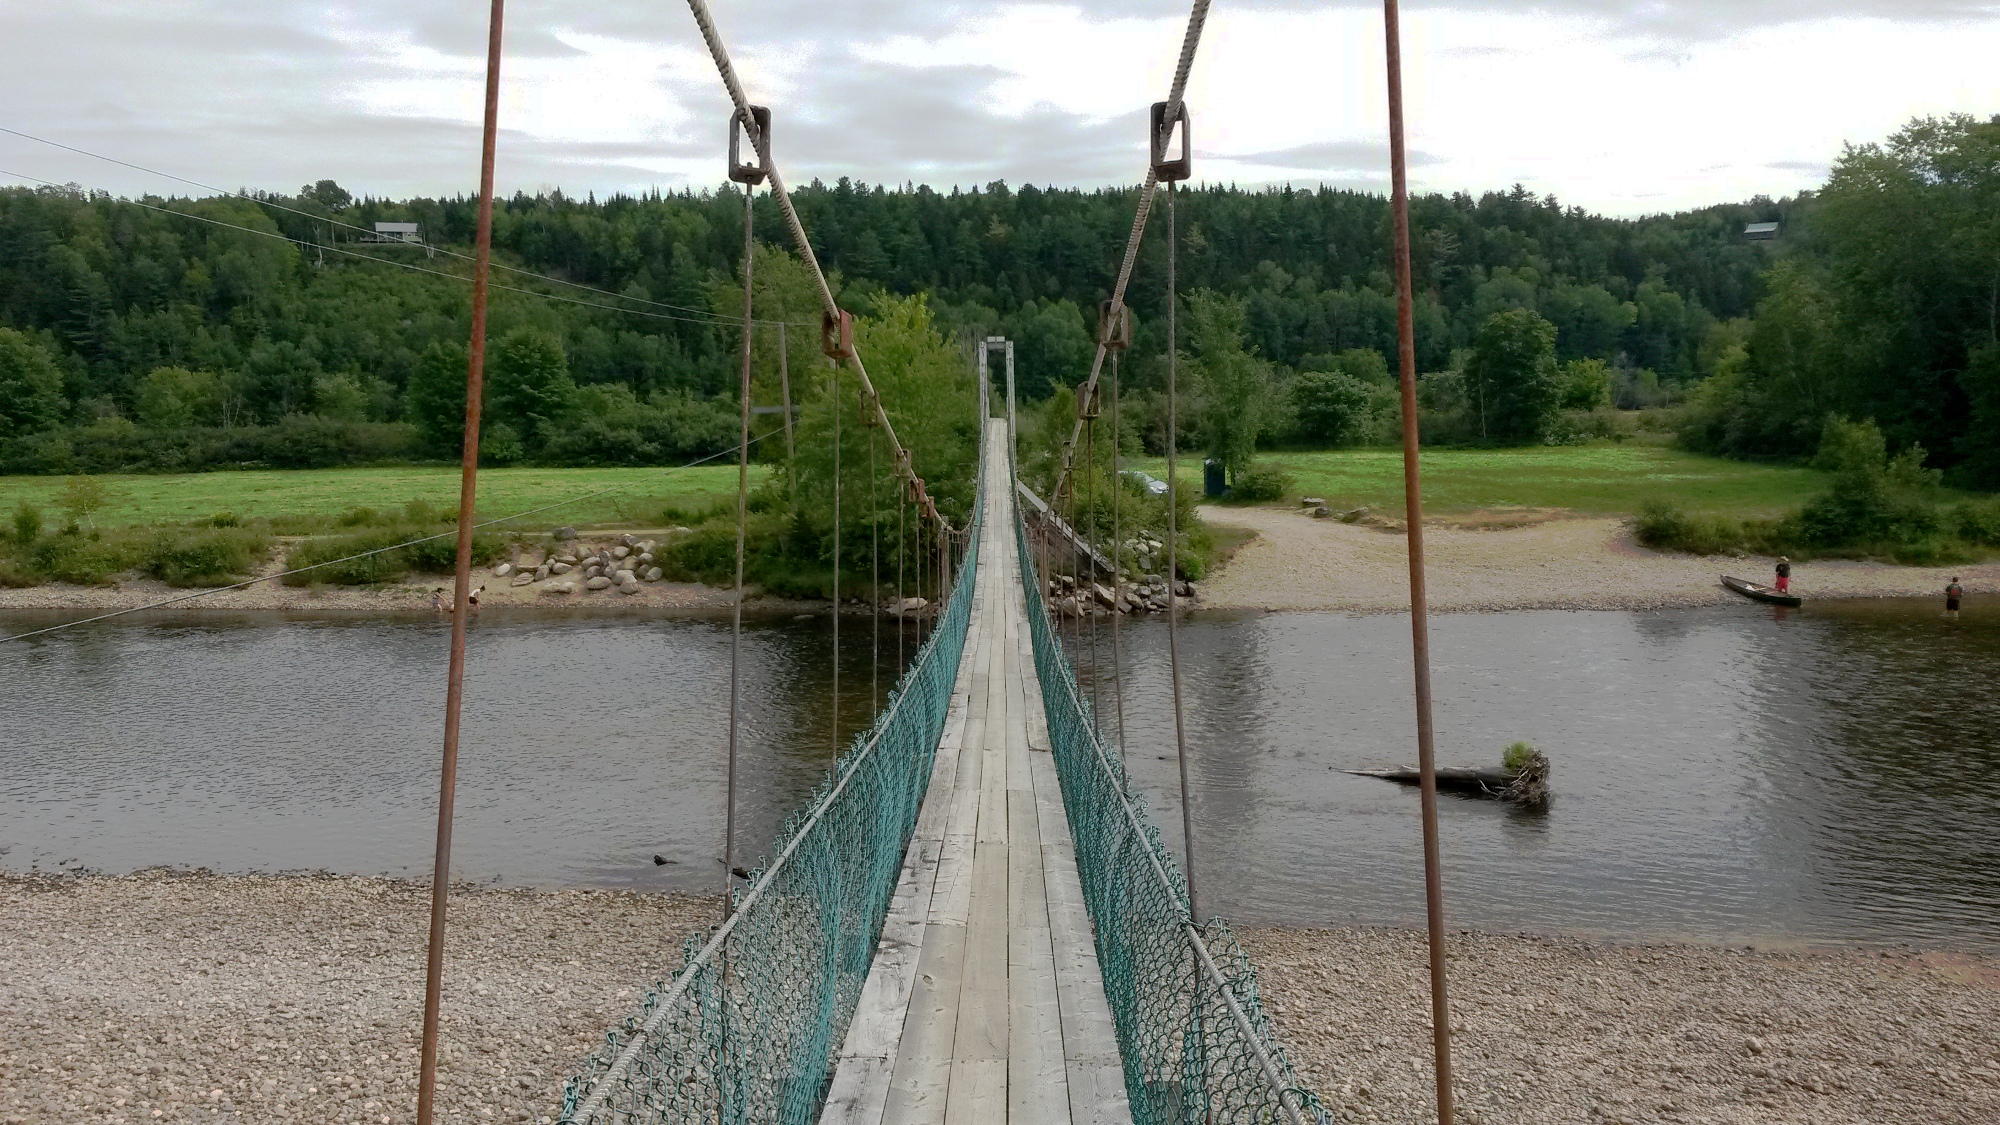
left=643, top=567, right=663, bottom=582
left=542, top=581, right=576, bottom=596
left=585, top=576, right=613, bottom=591
left=492, top=562, right=513, bottom=578
left=551, top=562, right=574, bottom=575
left=612, top=545, right=631, bottom=560
left=554, top=526, right=579, bottom=541
left=511, top=573, right=535, bottom=587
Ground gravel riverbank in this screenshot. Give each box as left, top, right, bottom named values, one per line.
left=8, top=874, right=1995, bottom=1124
left=1, top=872, right=713, bottom=1125
left=1241, top=926, right=2000, bottom=1124
left=1199, top=507, right=1998, bottom=613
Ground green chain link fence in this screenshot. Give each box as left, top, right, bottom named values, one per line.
left=555, top=466, right=983, bottom=1125
left=1014, top=512, right=1334, bottom=1125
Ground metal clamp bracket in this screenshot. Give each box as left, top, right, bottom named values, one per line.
left=821, top=309, right=854, bottom=360
left=1149, top=100, right=1191, bottom=183
left=859, top=388, right=881, bottom=426
left=1077, top=382, right=1101, bottom=420
left=728, top=105, right=771, bottom=186
left=1097, top=300, right=1132, bottom=351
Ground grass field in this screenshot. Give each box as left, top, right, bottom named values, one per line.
left=0, top=464, right=756, bottom=530
left=1135, top=445, right=1832, bottom=518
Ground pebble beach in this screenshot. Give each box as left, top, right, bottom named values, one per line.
left=6, top=873, right=1996, bottom=1124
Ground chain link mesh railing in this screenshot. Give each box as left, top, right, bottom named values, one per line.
left=1014, top=510, right=1334, bottom=1125
left=555, top=467, right=983, bottom=1125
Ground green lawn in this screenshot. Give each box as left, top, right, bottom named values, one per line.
left=1135, top=446, right=1831, bottom=518
left=0, top=464, right=756, bottom=530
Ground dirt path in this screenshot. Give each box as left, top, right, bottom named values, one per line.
left=1198, top=506, right=1999, bottom=613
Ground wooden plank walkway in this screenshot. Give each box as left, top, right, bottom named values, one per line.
left=823, top=422, right=1129, bottom=1125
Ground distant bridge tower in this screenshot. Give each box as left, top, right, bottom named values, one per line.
left=977, top=335, right=1015, bottom=454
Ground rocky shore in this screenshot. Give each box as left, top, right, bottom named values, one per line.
left=1242, top=926, right=2000, bottom=1125
left=6, top=873, right=1995, bottom=1125
left=1, top=872, right=713, bottom=1125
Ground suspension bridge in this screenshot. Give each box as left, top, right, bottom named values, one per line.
left=1, top=0, right=1461, bottom=1120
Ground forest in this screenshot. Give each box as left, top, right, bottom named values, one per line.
left=0, top=112, right=1993, bottom=490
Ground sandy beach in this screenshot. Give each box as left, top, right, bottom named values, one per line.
left=5, top=873, right=1994, bottom=1125
left=1197, top=506, right=1998, bottom=614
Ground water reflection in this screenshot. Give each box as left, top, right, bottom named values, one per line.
left=1079, top=600, right=2000, bottom=948
left=6, top=600, right=1994, bottom=947
left=0, top=608, right=912, bottom=892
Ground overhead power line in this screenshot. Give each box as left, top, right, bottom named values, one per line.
left=0, top=125, right=802, bottom=329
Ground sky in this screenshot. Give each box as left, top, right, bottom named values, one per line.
left=1, top=1, right=1997, bottom=218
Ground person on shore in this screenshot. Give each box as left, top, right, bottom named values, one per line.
left=1946, top=577, right=1963, bottom=620
left=1774, top=556, right=1792, bottom=595
left=467, top=584, right=484, bottom=610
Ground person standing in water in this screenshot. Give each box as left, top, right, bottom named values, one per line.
left=1774, top=556, right=1792, bottom=595
left=1946, top=576, right=1963, bottom=620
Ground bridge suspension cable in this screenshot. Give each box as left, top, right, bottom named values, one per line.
left=1047, top=0, right=1212, bottom=507
left=680, top=0, right=956, bottom=538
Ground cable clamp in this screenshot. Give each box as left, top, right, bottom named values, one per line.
left=859, top=388, right=881, bottom=427
left=1077, top=382, right=1101, bottom=420
left=821, top=310, right=855, bottom=360
left=1097, top=300, right=1132, bottom=351
left=728, top=106, right=771, bottom=186
left=1149, top=101, right=1191, bottom=183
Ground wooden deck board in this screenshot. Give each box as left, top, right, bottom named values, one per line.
left=826, top=422, right=1130, bottom=1125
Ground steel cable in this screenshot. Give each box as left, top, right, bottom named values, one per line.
left=1049, top=0, right=1213, bottom=506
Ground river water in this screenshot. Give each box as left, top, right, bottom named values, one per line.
left=4, top=599, right=1995, bottom=948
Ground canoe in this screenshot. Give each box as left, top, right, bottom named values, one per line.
left=1721, top=574, right=1802, bottom=608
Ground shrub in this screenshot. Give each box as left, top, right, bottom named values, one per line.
left=12, top=501, right=40, bottom=546
left=208, top=511, right=241, bottom=528
left=1503, top=741, right=1537, bottom=772
left=1633, top=500, right=1750, bottom=555
left=143, top=528, right=271, bottom=587
left=25, top=531, right=137, bottom=585
left=1954, top=498, right=2000, bottom=546
left=1229, top=465, right=1292, bottom=503
left=281, top=527, right=502, bottom=586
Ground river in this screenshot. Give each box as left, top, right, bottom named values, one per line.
left=4, top=599, right=1994, bottom=948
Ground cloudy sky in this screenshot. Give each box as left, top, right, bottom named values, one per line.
left=2, top=1, right=1997, bottom=217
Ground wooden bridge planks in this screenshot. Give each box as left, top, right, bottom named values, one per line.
left=823, top=422, right=1131, bottom=1125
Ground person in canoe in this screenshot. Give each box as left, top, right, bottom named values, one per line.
left=1946, top=577, right=1963, bottom=620
left=1774, top=557, right=1792, bottom=596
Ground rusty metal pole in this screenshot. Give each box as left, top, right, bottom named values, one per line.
left=1382, top=4, right=1455, bottom=1124
left=416, top=2, right=503, bottom=1122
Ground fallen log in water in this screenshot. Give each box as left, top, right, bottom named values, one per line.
left=1347, top=749, right=1551, bottom=808
left=1345, top=766, right=1517, bottom=792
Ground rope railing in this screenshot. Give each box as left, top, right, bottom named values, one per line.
left=553, top=459, right=984, bottom=1125
left=1012, top=501, right=1332, bottom=1125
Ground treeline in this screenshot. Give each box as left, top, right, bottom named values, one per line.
left=1679, top=113, right=2000, bottom=487
left=0, top=171, right=1781, bottom=473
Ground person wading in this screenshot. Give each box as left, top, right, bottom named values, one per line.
left=1774, top=556, right=1792, bottom=596
left=1946, top=576, right=1964, bottom=620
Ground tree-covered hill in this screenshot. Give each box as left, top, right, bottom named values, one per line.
left=0, top=173, right=1787, bottom=474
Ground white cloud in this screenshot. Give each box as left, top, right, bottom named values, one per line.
left=0, top=1, right=1997, bottom=214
